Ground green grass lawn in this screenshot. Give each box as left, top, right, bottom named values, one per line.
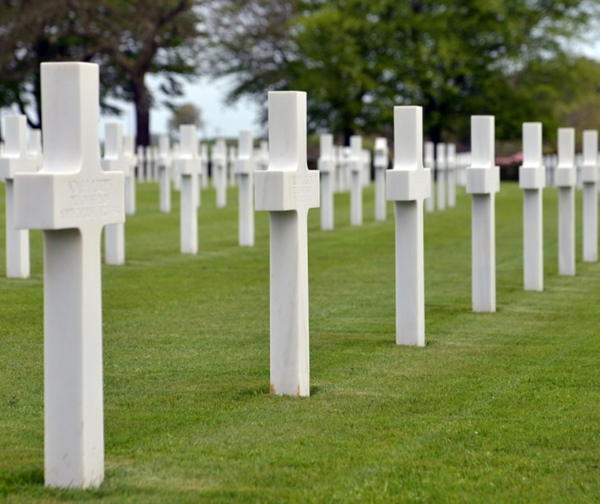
left=1, top=179, right=599, bottom=502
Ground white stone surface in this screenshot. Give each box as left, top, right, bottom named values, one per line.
left=175, top=125, right=201, bottom=254
left=555, top=128, right=576, bottom=276
left=0, top=115, right=38, bottom=278
left=386, top=106, right=431, bottom=346
left=519, top=122, right=545, bottom=291
left=349, top=136, right=363, bottom=225
left=466, top=116, right=500, bottom=312
left=318, top=133, right=335, bottom=230
left=212, top=139, right=227, bottom=208
left=28, top=128, right=43, bottom=170
left=122, top=136, right=137, bottom=215
left=373, top=137, right=388, bottom=221
left=14, top=62, right=124, bottom=489
left=255, top=91, right=319, bottom=397
left=157, top=135, right=172, bottom=213
left=362, top=148, right=371, bottom=187
left=447, top=143, right=456, bottom=208
left=200, top=143, right=209, bottom=189
left=436, top=143, right=446, bottom=210
left=235, top=130, right=256, bottom=246
left=101, top=123, right=129, bottom=265
left=424, top=141, right=435, bottom=212
left=136, top=145, right=145, bottom=182
left=582, top=130, right=598, bottom=262
left=228, top=144, right=237, bottom=187
left=256, top=140, right=269, bottom=171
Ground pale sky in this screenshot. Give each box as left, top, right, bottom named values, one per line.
left=102, top=75, right=264, bottom=141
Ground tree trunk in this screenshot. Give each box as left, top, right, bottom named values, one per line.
left=133, top=75, right=151, bottom=147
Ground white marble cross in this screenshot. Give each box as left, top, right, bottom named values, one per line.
left=256, top=140, right=269, bottom=171
left=349, top=135, right=363, bottom=225
left=519, top=123, right=545, bottom=291
left=14, top=62, right=124, bottom=489
left=582, top=130, right=598, bottom=262
left=144, top=145, right=154, bottom=182
left=386, top=106, right=431, bottom=346
left=212, top=139, right=227, bottom=208
left=101, top=122, right=129, bottom=265
left=157, top=135, right=172, bottom=213
left=136, top=145, right=145, bottom=182
left=318, top=133, right=335, bottom=230
left=28, top=129, right=43, bottom=170
left=175, top=125, right=201, bottom=254
left=235, top=130, right=256, bottom=246
left=467, top=116, right=500, bottom=312
left=362, top=148, right=371, bottom=187
left=122, top=135, right=137, bottom=215
left=0, top=115, right=38, bottom=278
left=436, top=143, right=447, bottom=210
left=373, top=137, right=388, bottom=221
left=424, top=141, right=435, bottom=212
left=200, top=143, right=209, bottom=189
left=228, top=144, right=237, bottom=187
left=447, top=143, right=457, bottom=208
left=555, top=128, right=576, bottom=275
left=255, top=91, right=320, bottom=397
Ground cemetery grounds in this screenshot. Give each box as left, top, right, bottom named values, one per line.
left=1, top=181, right=599, bottom=502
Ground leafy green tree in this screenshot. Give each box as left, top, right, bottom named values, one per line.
left=0, top=0, right=204, bottom=146
left=207, top=0, right=600, bottom=143
left=168, top=102, right=204, bottom=137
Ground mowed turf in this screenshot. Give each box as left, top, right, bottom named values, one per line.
left=1, top=179, right=599, bottom=502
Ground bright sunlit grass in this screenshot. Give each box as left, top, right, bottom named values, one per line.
left=1, top=180, right=599, bottom=502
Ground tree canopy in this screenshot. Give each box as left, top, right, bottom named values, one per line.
left=0, top=0, right=204, bottom=146
left=207, top=0, right=600, bottom=144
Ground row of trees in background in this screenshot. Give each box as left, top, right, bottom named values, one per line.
left=207, top=0, right=600, bottom=145
left=0, top=0, right=599, bottom=147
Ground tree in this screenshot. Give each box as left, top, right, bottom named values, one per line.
left=206, top=0, right=600, bottom=143
left=168, top=102, right=204, bottom=137
left=0, top=0, right=205, bottom=146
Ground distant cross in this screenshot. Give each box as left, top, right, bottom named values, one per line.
left=349, top=135, right=363, bottom=225
left=136, top=145, right=145, bottom=182
left=255, top=91, right=320, bottom=396
left=122, top=135, right=137, bottom=215
left=582, top=130, right=598, bottom=262
left=555, top=128, right=576, bottom=275
left=235, top=130, right=256, bottom=246
left=318, top=133, right=335, bottom=230
left=213, top=139, right=227, bottom=208
left=519, top=122, right=545, bottom=291
left=200, top=143, right=209, bottom=189
left=424, top=141, right=435, bottom=212
left=386, top=106, right=431, bottom=346
left=157, top=135, right=172, bottom=213
left=436, top=143, right=447, bottom=210
left=102, top=122, right=130, bottom=265
left=447, top=143, right=457, bottom=208
left=466, top=116, right=500, bottom=312
left=28, top=128, right=43, bottom=170
left=228, top=144, right=237, bottom=187
left=373, top=137, right=388, bottom=221
left=14, top=62, right=124, bottom=488
left=0, top=115, right=38, bottom=277
left=174, top=125, right=201, bottom=254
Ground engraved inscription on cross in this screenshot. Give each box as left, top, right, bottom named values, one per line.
left=14, top=62, right=124, bottom=489
left=255, top=91, right=320, bottom=397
